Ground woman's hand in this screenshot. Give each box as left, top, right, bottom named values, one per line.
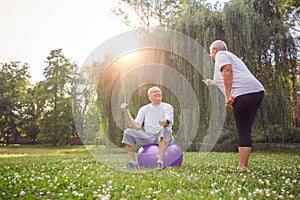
left=225, top=96, right=235, bottom=109
left=202, top=79, right=215, bottom=86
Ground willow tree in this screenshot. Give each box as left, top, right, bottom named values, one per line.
left=111, top=0, right=222, bottom=148
left=101, top=0, right=190, bottom=147
left=93, top=50, right=178, bottom=146
left=280, top=0, right=299, bottom=51
left=170, top=0, right=298, bottom=144
left=211, top=0, right=297, bottom=142
left=104, top=0, right=298, bottom=147
left=96, top=55, right=122, bottom=146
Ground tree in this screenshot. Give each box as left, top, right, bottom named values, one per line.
left=280, top=0, right=300, bottom=51
left=19, top=86, right=39, bottom=144
left=72, top=63, right=102, bottom=145
left=0, top=62, right=31, bottom=145
left=38, top=49, right=75, bottom=146
left=174, top=0, right=298, bottom=144
left=107, top=0, right=299, bottom=146
left=112, top=0, right=189, bottom=30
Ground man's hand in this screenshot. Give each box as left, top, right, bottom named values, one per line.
left=120, top=103, right=141, bottom=129
left=120, top=103, right=129, bottom=112
left=159, top=119, right=170, bottom=127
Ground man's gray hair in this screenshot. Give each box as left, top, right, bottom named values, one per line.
left=210, top=40, right=228, bottom=52
left=147, top=86, right=161, bottom=95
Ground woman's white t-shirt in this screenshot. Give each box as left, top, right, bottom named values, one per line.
left=135, top=102, right=173, bottom=134
left=213, top=51, right=264, bottom=98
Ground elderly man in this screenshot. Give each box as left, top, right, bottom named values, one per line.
left=120, top=86, right=174, bottom=170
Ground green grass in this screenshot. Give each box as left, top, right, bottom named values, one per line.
left=0, top=146, right=299, bottom=199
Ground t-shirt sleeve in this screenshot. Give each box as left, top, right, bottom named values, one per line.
left=215, top=52, right=231, bottom=71
left=135, top=106, right=146, bottom=125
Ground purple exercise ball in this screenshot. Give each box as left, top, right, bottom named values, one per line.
left=137, top=144, right=183, bottom=168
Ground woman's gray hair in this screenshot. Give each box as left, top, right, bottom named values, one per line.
left=210, top=40, right=228, bottom=52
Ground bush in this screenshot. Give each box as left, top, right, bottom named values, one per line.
left=253, top=125, right=300, bottom=143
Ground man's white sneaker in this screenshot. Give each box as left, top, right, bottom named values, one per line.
left=123, top=162, right=139, bottom=169
left=154, top=161, right=164, bottom=170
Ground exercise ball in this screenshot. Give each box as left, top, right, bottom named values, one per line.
left=137, top=144, right=183, bottom=168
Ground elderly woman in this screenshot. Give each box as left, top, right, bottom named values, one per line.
left=203, top=40, right=264, bottom=172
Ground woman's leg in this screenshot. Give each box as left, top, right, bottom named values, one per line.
left=233, top=92, right=264, bottom=170
left=238, top=146, right=251, bottom=170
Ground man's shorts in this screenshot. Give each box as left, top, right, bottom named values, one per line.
left=122, top=127, right=174, bottom=147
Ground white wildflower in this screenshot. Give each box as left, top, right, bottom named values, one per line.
left=79, top=193, right=84, bottom=197
left=72, top=191, right=79, bottom=196
left=285, top=178, right=290, bottom=184
left=19, top=191, right=26, bottom=196
left=153, top=190, right=161, bottom=194
left=102, top=194, right=111, bottom=200
left=88, top=180, right=94, bottom=187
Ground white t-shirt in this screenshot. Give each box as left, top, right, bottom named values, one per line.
left=213, top=51, right=264, bottom=97
left=135, top=102, right=173, bottom=134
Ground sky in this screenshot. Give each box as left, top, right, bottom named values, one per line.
left=0, top=0, right=227, bottom=83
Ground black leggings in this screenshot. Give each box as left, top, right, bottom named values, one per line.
left=232, top=91, right=264, bottom=147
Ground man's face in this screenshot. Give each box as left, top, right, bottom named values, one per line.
left=148, top=87, right=162, bottom=103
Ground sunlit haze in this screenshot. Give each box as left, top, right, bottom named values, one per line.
left=0, top=0, right=228, bottom=83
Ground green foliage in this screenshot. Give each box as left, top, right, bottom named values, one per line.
left=20, top=86, right=40, bottom=144
left=0, top=62, right=31, bottom=144
left=279, top=0, right=300, bottom=46
left=177, top=0, right=298, bottom=146
left=92, top=0, right=299, bottom=148
left=112, top=0, right=188, bottom=29
left=253, top=125, right=300, bottom=143
left=37, top=49, right=77, bottom=146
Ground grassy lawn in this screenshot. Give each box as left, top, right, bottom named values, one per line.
left=0, top=145, right=299, bottom=200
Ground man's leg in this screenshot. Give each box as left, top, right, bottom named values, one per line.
left=155, top=127, right=173, bottom=170
left=122, top=129, right=157, bottom=168
left=158, top=137, right=167, bottom=162
left=125, top=144, right=136, bottom=163
left=122, top=128, right=139, bottom=168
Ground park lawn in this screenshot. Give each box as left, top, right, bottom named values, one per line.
left=0, top=145, right=299, bottom=200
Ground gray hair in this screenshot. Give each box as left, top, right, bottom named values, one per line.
left=210, top=40, right=228, bottom=53
left=147, top=86, right=161, bottom=95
